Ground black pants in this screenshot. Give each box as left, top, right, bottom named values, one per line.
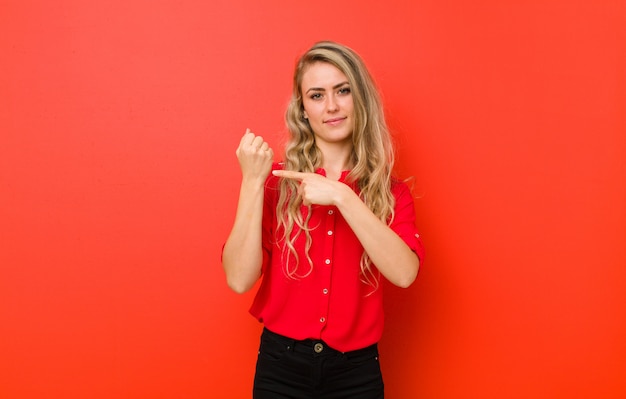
left=253, top=328, right=384, bottom=399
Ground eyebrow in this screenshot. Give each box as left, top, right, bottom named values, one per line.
left=305, top=81, right=350, bottom=94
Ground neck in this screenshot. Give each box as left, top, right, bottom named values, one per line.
left=318, top=144, right=353, bottom=181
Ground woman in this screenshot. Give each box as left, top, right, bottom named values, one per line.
left=222, top=41, right=425, bottom=398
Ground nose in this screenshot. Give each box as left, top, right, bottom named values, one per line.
left=326, top=95, right=339, bottom=112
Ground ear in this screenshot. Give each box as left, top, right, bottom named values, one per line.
left=302, top=110, right=308, bottom=120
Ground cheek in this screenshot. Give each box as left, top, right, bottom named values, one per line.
left=303, top=103, right=321, bottom=119
left=341, top=97, right=354, bottom=112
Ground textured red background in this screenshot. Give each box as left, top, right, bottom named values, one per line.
left=1, top=1, right=625, bottom=397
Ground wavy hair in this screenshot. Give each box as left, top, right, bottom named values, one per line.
left=277, top=41, right=396, bottom=291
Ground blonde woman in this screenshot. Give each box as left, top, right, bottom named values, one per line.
left=222, top=41, right=424, bottom=398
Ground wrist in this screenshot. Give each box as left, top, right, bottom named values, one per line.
left=241, top=176, right=267, bottom=191
left=334, top=182, right=356, bottom=209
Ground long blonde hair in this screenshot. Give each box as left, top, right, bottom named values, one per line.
left=277, top=41, right=396, bottom=290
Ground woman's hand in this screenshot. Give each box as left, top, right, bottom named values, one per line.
left=236, top=129, right=274, bottom=183
left=271, top=170, right=350, bottom=206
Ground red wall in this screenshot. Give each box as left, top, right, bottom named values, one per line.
left=2, top=1, right=625, bottom=398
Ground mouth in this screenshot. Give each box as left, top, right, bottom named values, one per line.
left=323, top=117, right=347, bottom=125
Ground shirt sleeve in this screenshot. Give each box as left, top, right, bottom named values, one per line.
left=389, top=180, right=425, bottom=263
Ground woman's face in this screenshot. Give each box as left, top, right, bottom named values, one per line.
left=300, top=62, right=354, bottom=149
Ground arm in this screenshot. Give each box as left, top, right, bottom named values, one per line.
left=271, top=170, right=420, bottom=288
left=222, top=130, right=274, bottom=294
left=334, top=184, right=419, bottom=288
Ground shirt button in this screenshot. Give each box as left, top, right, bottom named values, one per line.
left=327, top=230, right=333, bottom=236
left=325, top=259, right=331, bottom=265
left=322, top=288, right=328, bottom=295
left=320, top=317, right=326, bottom=323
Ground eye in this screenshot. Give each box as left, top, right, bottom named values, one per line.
left=310, top=93, right=323, bottom=100
left=338, top=86, right=351, bottom=95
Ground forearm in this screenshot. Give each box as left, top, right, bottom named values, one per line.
left=335, top=187, right=419, bottom=288
left=222, top=178, right=265, bottom=293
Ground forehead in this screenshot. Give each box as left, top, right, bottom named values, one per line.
left=301, top=62, right=348, bottom=89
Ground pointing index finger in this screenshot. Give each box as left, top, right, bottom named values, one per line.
left=272, top=170, right=307, bottom=180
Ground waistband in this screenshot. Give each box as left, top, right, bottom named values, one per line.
left=262, top=327, right=378, bottom=358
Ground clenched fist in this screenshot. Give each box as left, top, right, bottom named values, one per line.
left=236, top=128, right=274, bottom=183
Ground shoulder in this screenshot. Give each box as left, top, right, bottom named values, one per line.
left=271, top=162, right=285, bottom=172
left=390, top=176, right=413, bottom=197
left=265, top=162, right=285, bottom=191
left=389, top=177, right=418, bottom=211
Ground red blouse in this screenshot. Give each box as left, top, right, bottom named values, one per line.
left=249, top=163, right=425, bottom=352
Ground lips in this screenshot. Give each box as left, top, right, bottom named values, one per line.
left=323, top=117, right=347, bottom=126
